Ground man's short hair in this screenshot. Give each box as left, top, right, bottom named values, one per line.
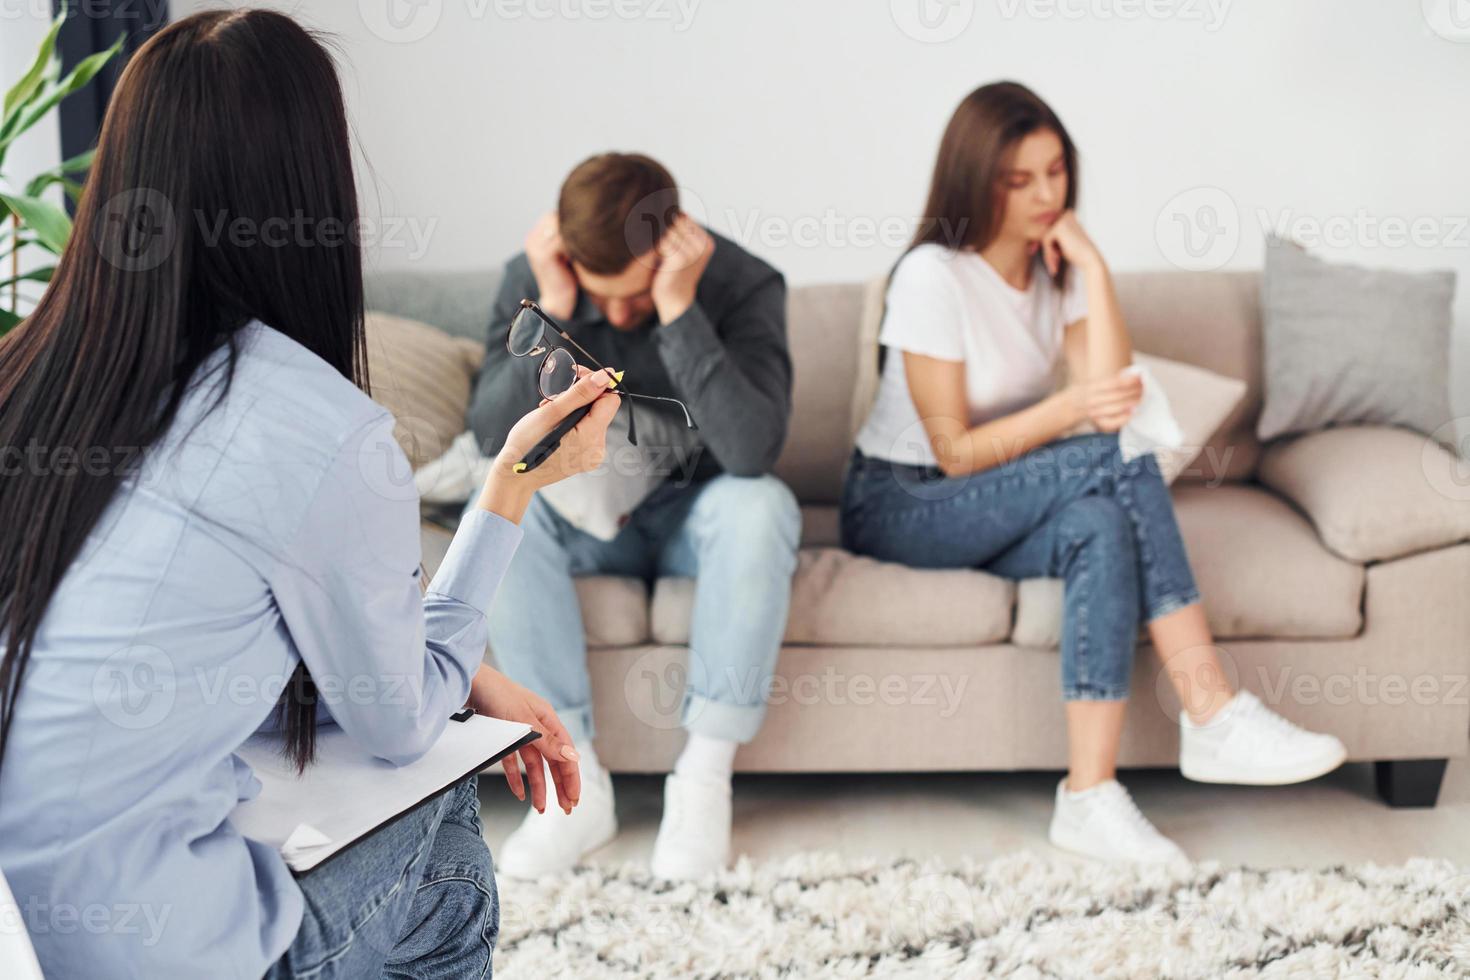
left=558, top=152, right=679, bottom=275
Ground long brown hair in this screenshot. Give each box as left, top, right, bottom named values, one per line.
left=912, top=80, right=1078, bottom=286
left=0, top=10, right=366, bottom=778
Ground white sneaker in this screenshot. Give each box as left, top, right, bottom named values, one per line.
left=649, top=773, right=731, bottom=880
left=1048, top=779, right=1187, bottom=865
left=1180, top=690, right=1347, bottom=785
left=496, top=762, right=617, bottom=879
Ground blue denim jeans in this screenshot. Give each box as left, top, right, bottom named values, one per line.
left=264, top=776, right=497, bottom=979
left=840, top=433, right=1200, bottom=701
left=484, top=474, right=801, bottom=746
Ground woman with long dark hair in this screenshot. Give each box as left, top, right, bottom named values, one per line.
left=842, top=82, right=1347, bottom=863
left=0, top=10, right=620, bottom=977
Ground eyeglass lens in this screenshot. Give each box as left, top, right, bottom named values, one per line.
left=507, top=306, right=549, bottom=357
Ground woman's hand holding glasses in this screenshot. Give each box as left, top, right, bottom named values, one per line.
left=474, top=364, right=622, bottom=524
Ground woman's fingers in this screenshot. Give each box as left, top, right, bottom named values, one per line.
left=533, top=703, right=583, bottom=812
left=518, top=743, right=548, bottom=813
left=501, top=753, right=526, bottom=801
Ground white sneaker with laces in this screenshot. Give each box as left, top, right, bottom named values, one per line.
left=496, top=761, right=616, bottom=879
left=1048, top=778, right=1187, bottom=865
left=1180, top=690, right=1347, bottom=785
left=649, top=773, right=731, bottom=880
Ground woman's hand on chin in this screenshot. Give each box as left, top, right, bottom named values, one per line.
left=475, top=365, right=622, bottom=523
left=1038, top=210, right=1104, bottom=277
left=467, top=664, right=582, bottom=814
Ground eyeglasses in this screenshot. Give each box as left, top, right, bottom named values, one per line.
left=505, top=299, right=698, bottom=446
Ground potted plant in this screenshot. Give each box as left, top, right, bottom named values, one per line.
left=0, top=8, right=123, bottom=335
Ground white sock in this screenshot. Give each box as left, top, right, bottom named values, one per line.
left=673, top=733, right=738, bottom=785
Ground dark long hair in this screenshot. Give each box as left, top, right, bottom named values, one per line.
left=912, top=80, right=1078, bottom=285
left=0, top=9, right=366, bottom=776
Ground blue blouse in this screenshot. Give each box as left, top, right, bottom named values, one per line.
left=0, top=321, right=523, bottom=979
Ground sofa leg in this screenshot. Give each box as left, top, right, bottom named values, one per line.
left=1374, top=759, right=1448, bottom=808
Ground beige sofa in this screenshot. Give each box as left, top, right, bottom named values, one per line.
left=382, top=268, right=1470, bottom=807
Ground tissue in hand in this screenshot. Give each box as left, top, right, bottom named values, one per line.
left=1117, top=362, right=1184, bottom=464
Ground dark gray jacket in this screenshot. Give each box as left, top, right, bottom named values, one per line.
left=466, top=230, right=791, bottom=483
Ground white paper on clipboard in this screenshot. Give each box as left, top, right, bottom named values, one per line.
left=229, top=713, right=534, bottom=874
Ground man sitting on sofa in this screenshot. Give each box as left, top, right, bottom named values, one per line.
left=466, top=152, right=801, bottom=879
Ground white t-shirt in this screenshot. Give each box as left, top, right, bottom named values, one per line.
left=854, top=243, right=1089, bottom=466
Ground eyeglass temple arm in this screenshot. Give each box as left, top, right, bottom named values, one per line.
left=621, top=392, right=698, bottom=430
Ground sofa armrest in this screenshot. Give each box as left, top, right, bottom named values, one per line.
left=1257, top=424, right=1470, bottom=562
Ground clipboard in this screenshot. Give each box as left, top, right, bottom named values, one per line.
left=230, top=709, right=540, bottom=876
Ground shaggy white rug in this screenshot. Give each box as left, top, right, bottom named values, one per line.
left=493, top=852, right=1470, bottom=978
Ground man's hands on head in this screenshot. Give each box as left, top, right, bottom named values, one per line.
left=650, top=213, right=714, bottom=324
left=525, top=212, right=579, bottom=320
left=476, top=365, right=621, bottom=523
left=467, top=664, right=582, bottom=814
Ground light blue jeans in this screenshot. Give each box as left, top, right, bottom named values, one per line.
left=840, top=433, right=1200, bottom=702
left=485, top=474, right=801, bottom=747
left=265, top=776, right=497, bottom=979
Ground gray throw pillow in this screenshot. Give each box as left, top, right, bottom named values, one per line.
left=1257, top=236, right=1457, bottom=453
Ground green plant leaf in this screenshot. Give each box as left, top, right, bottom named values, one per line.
left=24, top=150, right=95, bottom=197
left=0, top=308, right=21, bottom=336
left=2, top=14, right=63, bottom=118
left=0, top=192, right=71, bottom=254
left=0, top=36, right=123, bottom=155
left=0, top=266, right=54, bottom=291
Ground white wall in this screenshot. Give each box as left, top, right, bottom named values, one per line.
left=63, top=1, right=1470, bottom=414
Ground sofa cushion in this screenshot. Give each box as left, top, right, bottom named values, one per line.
left=1011, top=483, right=1364, bottom=648
left=365, top=311, right=485, bottom=469
left=651, top=547, right=1015, bottom=647
left=573, top=577, right=651, bottom=647
left=1256, top=237, right=1456, bottom=452
left=365, top=268, right=501, bottom=344
left=1258, top=424, right=1470, bottom=563
left=1115, top=271, right=1262, bottom=482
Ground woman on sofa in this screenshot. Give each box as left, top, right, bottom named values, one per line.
left=0, top=11, right=622, bottom=979
left=841, top=81, right=1347, bottom=863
